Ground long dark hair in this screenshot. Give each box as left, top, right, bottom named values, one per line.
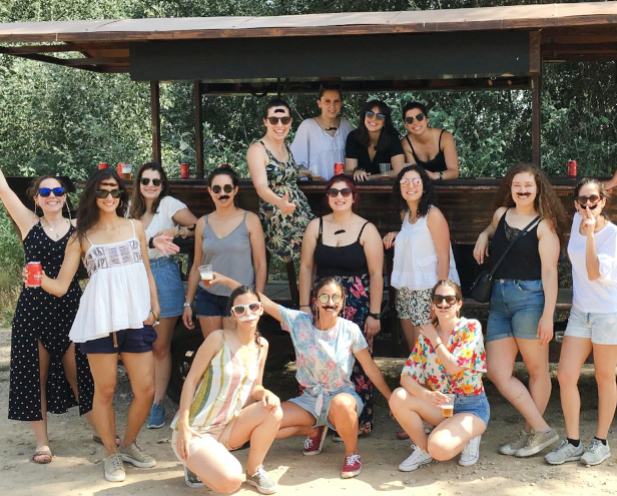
left=28, top=175, right=72, bottom=218
left=227, top=286, right=263, bottom=349
left=493, top=163, right=567, bottom=245
left=393, top=164, right=436, bottom=218
left=129, top=162, right=170, bottom=219
left=311, top=276, right=346, bottom=326
left=324, top=174, right=358, bottom=212
left=351, top=100, right=398, bottom=152
left=76, top=169, right=128, bottom=242
left=574, top=177, right=610, bottom=220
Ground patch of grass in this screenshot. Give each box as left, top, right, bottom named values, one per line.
left=0, top=210, right=25, bottom=327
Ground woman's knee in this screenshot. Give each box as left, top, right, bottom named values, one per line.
left=595, top=369, right=617, bottom=390
left=210, top=474, right=243, bottom=494
left=95, top=383, right=116, bottom=403
left=151, top=340, right=169, bottom=360
left=330, top=394, right=358, bottom=417
left=427, top=432, right=457, bottom=461
left=557, top=365, right=580, bottom=389
left=389, top=387, right=409, bottom=412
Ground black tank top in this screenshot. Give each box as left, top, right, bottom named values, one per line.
left=314, top=218, right=370, bottom=278
left=491, top=210, right=542, bottom=280
left=405, top=129, right=447, bottom=173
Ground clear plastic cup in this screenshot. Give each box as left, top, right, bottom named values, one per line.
left=379, top=162, right=391, bottom=177
left=199, top=264, right=213, bottom=285
left=441, top=393, right=456, bottom=418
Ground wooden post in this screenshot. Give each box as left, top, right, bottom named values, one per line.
left=150, top=81, right=161, bottom=165
left=530, top=31, right=542, bottom=167
left=194, top=81, right=204, bottom=178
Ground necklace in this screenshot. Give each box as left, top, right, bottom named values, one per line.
left=41, top=217, right=68, bottom=240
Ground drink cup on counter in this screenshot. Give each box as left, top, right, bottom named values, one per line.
left=379, top=162, right=391, bottom=177
left=98, top=162, right=108, bottom=170
left=122, top=163, right=132, bottom=181
left=441, top=393, right=456, bottom=418
left=199, top=264, right=214, bottom=285
left=334, top=162, right=345, bottom=176
left=180, top=163, right=190, bottom=179
left=27, top=261, right=42, bottom=287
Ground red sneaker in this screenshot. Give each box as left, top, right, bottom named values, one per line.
left=303, top=425, right=328, bottom=456
left=341, top=454, right=362, bottom=479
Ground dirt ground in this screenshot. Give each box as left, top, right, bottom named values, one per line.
left=0, top=327, right=616, bottom=496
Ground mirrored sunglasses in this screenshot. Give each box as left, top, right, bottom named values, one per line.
left=38, top=187, right=66, bottom=197
left=400, top=177, right=422, bottom=187
left=317, top=293, right=343, bottom=304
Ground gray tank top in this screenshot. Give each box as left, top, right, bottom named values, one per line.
left=199, top=211, right=255, bottom=296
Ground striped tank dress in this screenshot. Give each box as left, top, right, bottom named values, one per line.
left=171, top=337, right=261, bottom=433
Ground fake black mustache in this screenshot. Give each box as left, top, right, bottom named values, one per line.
left=323, top=305, right=337, bottom=311
left=218, top=195, right=231, bottom=201
left=516, top=193, right=531, bottom=197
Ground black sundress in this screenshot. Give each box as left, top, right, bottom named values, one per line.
left=9, top=222, right=94, bottom=421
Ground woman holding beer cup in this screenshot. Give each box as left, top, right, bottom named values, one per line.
left=183, top=165, right=267, bottom=338
left=389, top=280, right=489, bottom=471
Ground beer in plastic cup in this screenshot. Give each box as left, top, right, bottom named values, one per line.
left=379, top=162, right=391, bottom=177
left=441, top=393, right=456, bottom=418
left=199, top=264, right=213, bottom=285
left=122, top=163, right=132, bottom=181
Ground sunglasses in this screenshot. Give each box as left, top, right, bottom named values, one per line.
left=404, top=113, right=426, bottom=124
left=575, top=194, right=602, bottom=205
left=266, top=116, right=291, bottom=125
left=38, top=187, right=66, bottom=197
left=365, top=111, right=385, bottom=121
left=326, top=187, right=353, bottom=198
left=230, top=302, right=262, bottom=316
left=140, top=178, right=162, bottom=187
left=317, top=293, right=343, bottom=304
left=400, top=177, right=423, bottom=187
left=432, top=295, right=459, bottom=306
left=211, top=184, right=234, bottom=194
left=95, top=189, right=122, bottom=199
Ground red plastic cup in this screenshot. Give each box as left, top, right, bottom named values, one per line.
left=180, top=163, right=190, bottom=179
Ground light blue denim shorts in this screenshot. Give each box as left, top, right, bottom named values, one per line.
left=150, top=257, right=185, bottom=319
left=486, top=279, right=545, bottom=343
left=565, top=306, right=617, bottom=345
left=453, top=392, right=491, bottom=428
left=289, top=388, right=363, bottom=431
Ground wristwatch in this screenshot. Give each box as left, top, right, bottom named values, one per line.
left=438, top=171, right=444, bottom=180
left=178, top=226, right=186, bottom=239
left=183, top=302, right=192, bottom=308
left=368, top=312, right=381, bottom=320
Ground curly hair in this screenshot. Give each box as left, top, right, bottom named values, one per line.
left=393, top=164, right=437, bottom=218
left=493, top=163, right=568, bottom=245
left=129, top=162, right=170, bottom=220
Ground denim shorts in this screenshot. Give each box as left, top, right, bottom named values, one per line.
left=195, top=287, right=230, bottom=318
left=150, top=257, right=185, bottom=319
left=79, top=326, right=157, bottom=354
left=486, top=279, right=545, bottom=343
left=289, top=388, right=363, bottom=431
left=453, top=392, right=490, bottom=427
left=565, top=306, right=617, bottom=345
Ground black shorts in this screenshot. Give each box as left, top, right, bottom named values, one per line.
left=79, top=326, right=157, bottom=354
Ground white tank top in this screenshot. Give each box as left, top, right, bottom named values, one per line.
left=390, top=207, right=460, bottom=291
left=69, top=220, right=151, bottom=343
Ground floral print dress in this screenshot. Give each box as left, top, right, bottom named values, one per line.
left=256, top=140, right=313, bottom=263
left=402, top=318, right=487, bottom=396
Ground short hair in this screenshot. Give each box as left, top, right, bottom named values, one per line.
left=263, top=98, right=291, bottom=119
left=402, top=101, right=428, bottom=118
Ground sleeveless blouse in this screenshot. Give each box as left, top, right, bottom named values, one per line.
left=170, top=337, right=261, bottom=433
left=69, top=220, right=151, bottom=343
left=391, top=207, right=460, bottom=291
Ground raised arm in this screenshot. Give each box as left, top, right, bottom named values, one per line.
left=41, top=234, right=82, bottom=296
left=427, top=207, right=452, bottom=280
left=298, top=218, right=319, bottom=314
left=0, top=166, right=37, bottom=238
left=247, top=212, right=268, bottom=293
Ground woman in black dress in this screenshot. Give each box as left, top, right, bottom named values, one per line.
left=1, top=167, right=94, bottom=464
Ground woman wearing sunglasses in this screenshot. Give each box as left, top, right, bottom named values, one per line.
left=290, top=86, right=353, bottom=180
left=473, top=164, right=566, bottom=458
left=345, top=100, right=404, bottom=182
left=35, top=169, right=177, bottom=482
left=247, top=98, right=314, bottom=264
left=400, top=102, right=459, bottom=181
left=213, top=272, right=392, bottom=479
left=545, top=179, right=617, bottom=467
left=129, top=162, right=198, bottom=430
left=390, top=280, right=489, bottom=471
left=183, top=165, right=267, bottom=338
left=172, top=285, right=281, bottom=494
left=0, top=167, right=95, bottom=464
left=299, top=174, right=383, bottom=436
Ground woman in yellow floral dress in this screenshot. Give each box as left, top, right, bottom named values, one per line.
left=247, top=98, right=314, bottom=263
left=389, top=280, right=489, bottom=471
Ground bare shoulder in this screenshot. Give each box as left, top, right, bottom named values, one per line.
left=494, top=206, right=508, bottom=222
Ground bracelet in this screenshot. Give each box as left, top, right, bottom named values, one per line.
left=148, top=237, right=155, bottom=249
left=435, top=342, right=445, bottom=351
left=151, top=309, right=159, bottom=320
left=438, top=171, right=444, bottom=180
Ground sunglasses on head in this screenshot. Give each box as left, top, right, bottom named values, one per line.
left=211, top=184, right=234, bottom=195
left=95, top=189, right=122, bottom=199
left=326, top=187, right=353, bottom=198
left=400, top=177, right=422, bottom=187
left=404, top=113, right=426, bottom=124
left=365, top=110, right=385, bottom=121
left=38, top=187, right=66, bottom=197
left=575, top=194, right=601, bottom=205
left=432, top=295, right=459, bottom=306
left=140, top=178, right=162, bottom=187
left=317, top=293, right=343, bottom=304
left=230, top=302, right=262, bottom=316
left=266, top=116, right=291, bottom=125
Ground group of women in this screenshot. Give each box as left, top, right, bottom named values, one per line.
left=2, top=93, right=616, bottom=493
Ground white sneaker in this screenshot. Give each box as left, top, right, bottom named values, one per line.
left=398, top=446, right=433, bottom=472
left=459, top=436, right=481, bottom=467
left=581, top=439, right=611, bottom=466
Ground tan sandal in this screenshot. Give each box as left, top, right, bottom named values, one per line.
left=31, top=449, right=52, bottom=464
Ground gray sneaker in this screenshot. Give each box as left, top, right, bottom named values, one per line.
left=104, top=453, right=125, bottom=482
left=120, top=441, right=156, bottom=468
left=581, top=439, right=611, bottom=466
left=515, top=429, right=559, bottom=457
left=499, top=429, right=529, bottom=456
left=545, top=440, right=584, bottom=465
left=246, top=465, right=277, bottom=494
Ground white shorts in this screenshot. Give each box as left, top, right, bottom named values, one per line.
left=565, top=306, right=617, bottom=345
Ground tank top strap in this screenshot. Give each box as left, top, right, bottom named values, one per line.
left=357, top=221, right=370, bottom=241
left=405, top=135, right=416, bottom=156
left=258, top=140, right=272, bottom=159
left=318, top=217, right=324, bottom=244
left=204, top=214, right=209, bottom=227
left=129, top=219, right=136, bottom=237
left=438, top=129, right=445, bottom=149
left=242, top=210, right=249, bottom=226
